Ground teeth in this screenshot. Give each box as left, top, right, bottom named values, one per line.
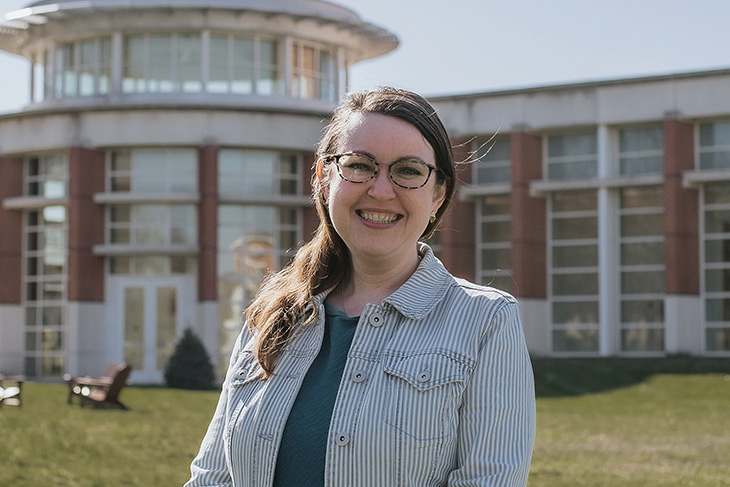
left=359, top=211, right=399, bottom=223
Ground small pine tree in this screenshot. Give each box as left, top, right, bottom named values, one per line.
left=164, top=328, right=216, bottom=390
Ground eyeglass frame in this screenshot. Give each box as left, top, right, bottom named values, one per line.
left=320, top=152, right=439, bottom=190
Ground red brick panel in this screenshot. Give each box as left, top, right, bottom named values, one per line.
left=198, top=146, right=219, bottom=301
left=438, top=138, right=475, bottom=281
left=663, top=119, right=699, bottom=295
left=0, top=156, right=23, bottom=304
left=67, top=147, right=106, bottom=301
left=510, top=132, right=547, bottom=299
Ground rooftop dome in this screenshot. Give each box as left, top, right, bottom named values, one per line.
left=2, top=0, right=398, bottom=62
left=20, top=0, right=362, bottom=25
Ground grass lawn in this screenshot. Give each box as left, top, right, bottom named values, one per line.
left=1, top=357, right=728, bottom=486
left=530, top=357, right=730, bottom=486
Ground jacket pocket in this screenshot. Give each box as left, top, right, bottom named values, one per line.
left=381, top=351, right=471, bottom=442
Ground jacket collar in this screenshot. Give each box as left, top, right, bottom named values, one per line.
left=307, top=243, right=453, bottom=320
left=382, top=243, right=453, bottom=320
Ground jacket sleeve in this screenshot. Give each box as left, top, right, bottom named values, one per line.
left=448, top=300, right=536, bottom=487
left=184, top=326, right=251, bottom=487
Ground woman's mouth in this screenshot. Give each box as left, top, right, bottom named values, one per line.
left=357, top=210, right=401, bottom=224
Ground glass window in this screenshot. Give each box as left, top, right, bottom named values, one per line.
left=79, top=40, right=96, bottom=96
left=107, top=204, right=197, bottom=246
left=123, top=35, right=146, bottom=93
left=108, top=148, right=197, bottom=194
left=547, top=132, right=598, bottom=180
left=477, top=195, right=512, bottom=292
left=60, top=43, right=77, bottom=97
left=619, top=125, right=663, bottom=176
left=123, top=33, right=202, bottom=94
left=23, top=205, right=67, bottom=379
left=291, top=41, right=336, bottom=101
left=619, top=187, right=665, bottom=352
left=702, top=181, right=730, bottom=351
left=62, top=37, right=113, bottom=98
left=217, top=205, right=300, bottom=375
left=258, top=39, right=280, bottom=96
left=25, top=154, right=68, bottom=198
left=231, top=37, right=254, bottom=94
left=208, top=35, right=230, bottom=94
left=549, top=190, right=599, bottom=352
left=177, top=33, right=202, bottom=93
left=207, top=35, right=281, bottom=96
left=552, top=328, right=599, bottom=353
left=218, top=150, right=300, bottom=196
left=473, top=136, right=511, bottom=185
left=699, top=120, right=730, bottom=171
left=149, top=34, right=174, bottom=93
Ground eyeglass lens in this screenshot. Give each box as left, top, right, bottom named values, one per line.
left=336, top=153, right=433, bottom=189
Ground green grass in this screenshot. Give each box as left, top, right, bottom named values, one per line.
left=1, top=357, right=729, bottom=486
left=530, top=357, right=730, bottom=487
left=0, top=384, right=219, bottom=486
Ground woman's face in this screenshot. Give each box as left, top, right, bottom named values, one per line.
left=323, top=112, right=446, bottom=266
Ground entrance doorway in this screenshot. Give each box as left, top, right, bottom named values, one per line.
left=107, top=277, right=195, bottom=383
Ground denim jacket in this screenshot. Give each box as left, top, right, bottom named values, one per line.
left=186, top=245, right=536, bottom=487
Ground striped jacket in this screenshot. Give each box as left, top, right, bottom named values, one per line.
left=186, top=245, right=536, bottom=486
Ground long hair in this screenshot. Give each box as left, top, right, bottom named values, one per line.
left=246, top=87, right=456, bottom=377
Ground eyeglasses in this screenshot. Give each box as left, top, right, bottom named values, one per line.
left=322, top=152, right=438, bottom=189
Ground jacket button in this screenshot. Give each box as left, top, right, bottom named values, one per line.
left=418, top=369, right=431, bottom=382
left=368, top=312, right=384, bottom=327
left=335, top=433, right=350, bottom=446
left=352, top=370, right=367, bottom=383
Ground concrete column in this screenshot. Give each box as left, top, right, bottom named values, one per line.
left=438, top=138, right=475, bottom=281
left=597, top=125, right=619, bottom=355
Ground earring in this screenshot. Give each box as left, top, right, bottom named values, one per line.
left=429, top=211, right=437, bottom=223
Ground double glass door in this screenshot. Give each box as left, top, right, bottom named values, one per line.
left=108, top=277, right=194, bottom=383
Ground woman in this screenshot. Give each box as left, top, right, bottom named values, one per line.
left=186, top=87, right=535, bottom=486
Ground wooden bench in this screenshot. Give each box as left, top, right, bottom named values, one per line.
left=65, top=363, right=132, bottom=410
left=63, top=363, right=123, bottom=405
left=0, top=374, right=25, bottom=407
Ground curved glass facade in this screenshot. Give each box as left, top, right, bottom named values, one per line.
left=39, top=32, right=337, bottom=103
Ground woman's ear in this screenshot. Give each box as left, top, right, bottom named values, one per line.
left=316, top=158, right=325, bottom=181
left=316, top=158, right=329, bottom=205
left=431, top=181, right=447, bottom=216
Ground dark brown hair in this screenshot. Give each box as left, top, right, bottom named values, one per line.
left=246, top=87, right=456, bottom=377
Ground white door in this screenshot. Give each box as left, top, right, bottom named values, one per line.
left=107, top=277, right=195, bottom=383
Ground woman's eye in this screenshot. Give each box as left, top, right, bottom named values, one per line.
left=348, top=162, right=374, bottom=172
left=393, top=162, right=426, bottom=177
left=343, top=157, right=375, bottom=172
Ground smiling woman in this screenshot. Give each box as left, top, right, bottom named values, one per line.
left=185, top=87, right=536, bottom=487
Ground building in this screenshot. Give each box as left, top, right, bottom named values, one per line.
left=1, top=1, right=729, bottom=383
left=0, top=0, right=398, bottom=382
left=429, top=70, right=730, bottom=358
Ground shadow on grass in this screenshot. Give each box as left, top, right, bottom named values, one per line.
left=532, top=355, right=730, bottom=397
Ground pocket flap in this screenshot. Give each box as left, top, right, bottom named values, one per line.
left=382, top=352, right=471, bottom=392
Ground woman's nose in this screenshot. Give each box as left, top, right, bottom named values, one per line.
left=368, top=166, right=396, bottom=198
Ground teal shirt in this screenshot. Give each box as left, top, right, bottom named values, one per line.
left=273, top=301, right=359, bottom=487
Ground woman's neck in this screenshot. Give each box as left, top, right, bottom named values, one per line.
left=333, top=247, right=422, bottom=317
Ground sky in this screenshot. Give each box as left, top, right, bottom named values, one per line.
left=1, top=0, right=730, bottom=114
